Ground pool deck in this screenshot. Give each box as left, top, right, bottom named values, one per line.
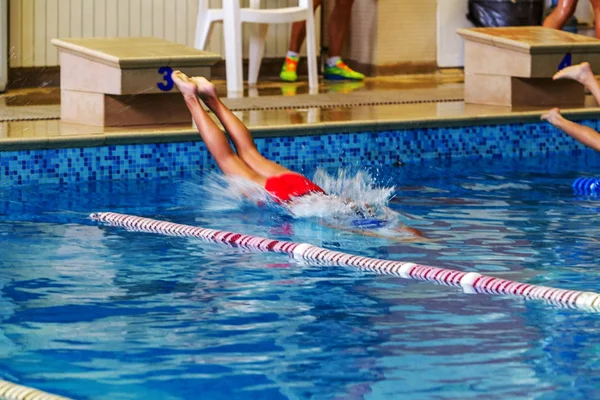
left=2, top=70, right=600, bottom=151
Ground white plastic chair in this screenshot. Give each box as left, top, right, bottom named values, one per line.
left=194, top=0, right=319, bottom=95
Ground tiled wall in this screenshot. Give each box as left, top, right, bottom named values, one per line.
left=0, top=121, right=591, bottom=186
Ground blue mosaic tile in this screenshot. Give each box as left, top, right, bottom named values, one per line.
left=0, top=121, right=594, bottom=186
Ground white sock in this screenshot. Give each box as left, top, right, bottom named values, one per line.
left=326, top=56, right=341, bottom=67
left=286, top=51, right=299, bottom=59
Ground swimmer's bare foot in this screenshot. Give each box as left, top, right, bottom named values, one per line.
left=190, top=77, right=218, bottom=104
left=553, top=62, right=595, bottom=87
left=171, top=71, right=198, bottom=99
left=541, top=107, right=564, bottom=126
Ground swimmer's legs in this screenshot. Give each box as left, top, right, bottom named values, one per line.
left=542, top=0, right=577, bottom=30
left=190, top=76, right=293, bottom=178
left=553, top=62, right=600, bottom=103
left=541, top=107, right=600, bottom=152
left=171, top=71, right=266, bottom=184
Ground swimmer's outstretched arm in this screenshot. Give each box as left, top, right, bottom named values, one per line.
left=323, top=221, right=428, bottom=243
left=544, top=62, right=600, bottom=152
left=541, top=108, right=600, bottom=152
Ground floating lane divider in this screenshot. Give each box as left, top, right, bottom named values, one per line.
left=573, top=177, right=600, bottom=195
left=90, top=212, right=600, bottom=312
left=0, top=379, right=71, bottom=400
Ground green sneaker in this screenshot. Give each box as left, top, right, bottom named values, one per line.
left=324, top=59, right=364, bottom=81
left=280, top=55, right=299, bottom=82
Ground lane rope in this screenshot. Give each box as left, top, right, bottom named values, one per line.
left=90, top=212, right=600, bottom=312
left=573, top=177, right=600, bottom=195
left=0, top=379, right=70, bottom=400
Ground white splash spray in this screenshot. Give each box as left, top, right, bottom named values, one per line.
left=179, top=169, right=396, bottom=221
left=287, top=168, right=395, bottom=219
left=178, top=173, right=277, bottom=212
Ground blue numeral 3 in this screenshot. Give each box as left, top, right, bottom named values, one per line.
left=157, top=66, right=174, bottom=91
left=558, top=53, right=572, bottom=71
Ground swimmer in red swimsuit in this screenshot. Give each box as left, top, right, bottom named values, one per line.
left=171, top=71, right=325, bottom=203
left=172, top=72, right=425, bottom=241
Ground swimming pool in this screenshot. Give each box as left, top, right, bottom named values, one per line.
left=1, top=133, right=600, bottom=399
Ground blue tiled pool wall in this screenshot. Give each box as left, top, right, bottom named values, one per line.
left=0, top=121, right=594, bottom=186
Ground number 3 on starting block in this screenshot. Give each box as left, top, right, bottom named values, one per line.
left=157, top=66, right=174, bottom=91
left=558, top=53, right=572, bottom=71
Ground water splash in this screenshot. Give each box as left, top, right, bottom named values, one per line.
left=288, top=168, right=394, bottom=219
left=178, top=173, right=277, bottom=212
left=178, top=169, right=398, bottom=224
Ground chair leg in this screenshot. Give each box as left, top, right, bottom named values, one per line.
left=307, top=108, right=319, bottom=124
left=195, top=18, right=214, bottom=50
left=194, top=0, right=211, bottom=50
left=222, top=1, right=244, bottom=96
left=304, top=3, right=320, bottom=93
left=248, top=24, right=269, bottom=86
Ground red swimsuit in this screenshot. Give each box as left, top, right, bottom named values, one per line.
left=264, top=173, right=325, bottom=202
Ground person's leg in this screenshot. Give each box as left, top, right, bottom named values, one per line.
left=542, top=0, right=578, bottom=29
left=190, top=76, right=294, bottom=178
left=590, top=0, right=600, bottom=38
left=327, top=0, right=353, bottom=58
left=288, top=0, right=322, bottom=52
left=281, top=0, right=322, bottom=82
left=553, top=62, right=600, bottom=104
left=171, top=71, right=266, bottom=184
left=542, top=108, right=600, bottom=151
left=323, top=0, right=364, bottom=80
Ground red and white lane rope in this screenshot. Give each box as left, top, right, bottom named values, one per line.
left=90, top=212, right=600, bottom=312
left=0, top=379, right=70, bottom=400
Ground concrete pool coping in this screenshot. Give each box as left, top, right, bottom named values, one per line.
left=1, top=102, right=600, bottom=151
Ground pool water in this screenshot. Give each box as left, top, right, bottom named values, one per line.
left=1, top=150, right=600, bottom=399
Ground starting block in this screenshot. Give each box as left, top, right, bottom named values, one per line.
left=458, top=27, right=600, bottom=107
left=52, top=37, right=221, bottom=126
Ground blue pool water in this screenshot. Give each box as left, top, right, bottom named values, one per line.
left=1, top=150, right=600, bottom=399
